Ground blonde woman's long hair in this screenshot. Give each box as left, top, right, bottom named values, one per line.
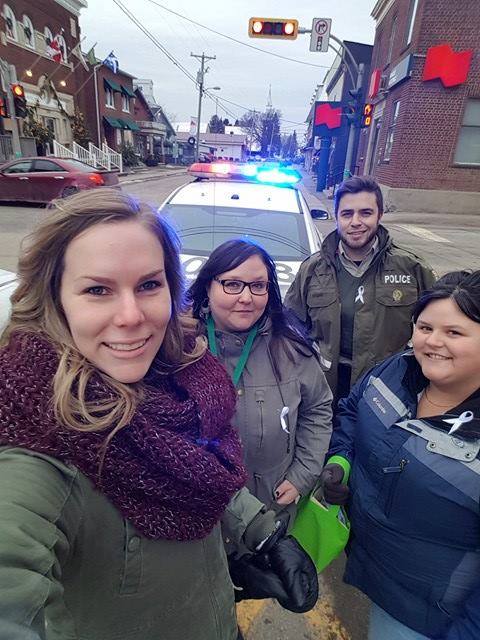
left=1, top=188, right=205, bottom=444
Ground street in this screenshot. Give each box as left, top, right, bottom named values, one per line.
left=0, top=172, right=479, bottom=640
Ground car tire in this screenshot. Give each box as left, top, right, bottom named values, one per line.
left=62, top=186, right=79, bottom=198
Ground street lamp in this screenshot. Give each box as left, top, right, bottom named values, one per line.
left=195, top=85, right=220, bottom=161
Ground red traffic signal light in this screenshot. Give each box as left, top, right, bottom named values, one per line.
left=11, top=83, right=27, bottom=118
left=248, top=17, right=298, bottom=40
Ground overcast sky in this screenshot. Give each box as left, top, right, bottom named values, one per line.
left=79, top=1, right=377, bottom=134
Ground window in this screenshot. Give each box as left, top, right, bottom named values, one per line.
left=405, top=0, right=419, bottom=46
left=387, top=15, right=397, bottom=64
left=32, top=159, right=65, bottom=172
left=43, top=117, right=57, bottom=137
left=4, top=160, right=32, bottom=174
left=69, top=17, right=76, bottom=37
left=105, top=86, right=115, bottom=108
left=43, top=26, right=53, bottom=52
left=384, top=100, right=401, bottom=161
left=122, top=93, right=130, bottom=112
left=454, top=99, right=480, bottom=166
left=22, top=14, right=34, bottom=48
left=3, top=4, right=17, bottom=40
left=57, top=34, right=67, bottom=63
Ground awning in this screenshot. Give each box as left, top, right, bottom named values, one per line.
left=121, top=84, right=136, bottom=98
left=119, top=117, right=140, bottom=131
left=103, top=115, right=122, bottom=128
left=104, top=78, right=122, bottom=93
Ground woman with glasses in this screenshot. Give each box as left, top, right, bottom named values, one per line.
left=188, top=238, right=333, bottom=519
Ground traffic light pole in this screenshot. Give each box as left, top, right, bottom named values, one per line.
left=191, top=53, right=216, bottom=162
left=343, top=62, right=365, bottom=179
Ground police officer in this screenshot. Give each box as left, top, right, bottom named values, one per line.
left=285, top=175, right=435, bottom=404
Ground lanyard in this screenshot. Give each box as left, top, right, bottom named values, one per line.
left=206, top=314, right=258, bottom=387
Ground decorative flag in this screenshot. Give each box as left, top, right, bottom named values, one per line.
left=190, top=116, right=198, bottom=135
left=71, top=42, right=89, bottom=71
left=46, top=35, right=62, bottom=63
left=422, top=43, right=473, bottom=88
left=103, top=51, right=119, bottom=74
left=86, top=47, right=97, bottom=66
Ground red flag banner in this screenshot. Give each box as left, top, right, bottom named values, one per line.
left=422, top=44, right=473, bottom=88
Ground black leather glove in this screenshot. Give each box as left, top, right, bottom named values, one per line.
left=319, top=463, right=349, bottom=505
left=228, top=535, right=318, bottom=613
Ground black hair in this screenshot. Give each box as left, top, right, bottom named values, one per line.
left=187, top=238, right=315, bottom=377
left=412, top=270, right=480, bottom=324
left=334, top=175, right=383, bottom=216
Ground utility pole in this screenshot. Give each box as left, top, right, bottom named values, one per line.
left=191, top=52, right=216, bottom=162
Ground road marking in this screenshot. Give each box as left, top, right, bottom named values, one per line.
left=394, top=224, right=452, bottom=244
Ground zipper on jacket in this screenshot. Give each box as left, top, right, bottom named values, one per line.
left=383, top=458, right=408, bottom=516
left=255, top=390, right=265, bottom=448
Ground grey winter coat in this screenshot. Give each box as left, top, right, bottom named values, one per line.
left=203, top=323, right=333, bottom=509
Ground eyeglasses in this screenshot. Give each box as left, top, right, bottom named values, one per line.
left=214, top=277, right=270, bottom=296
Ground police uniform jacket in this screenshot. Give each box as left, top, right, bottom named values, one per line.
left=329, top=351, right=480, bottom=639
left=284, top=225, right=435, bottom=393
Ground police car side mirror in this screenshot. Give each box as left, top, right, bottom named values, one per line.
left=310, top=208, right=330, bottom=220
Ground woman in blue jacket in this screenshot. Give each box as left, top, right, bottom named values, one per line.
left=322, top=270, right=480, bottom=639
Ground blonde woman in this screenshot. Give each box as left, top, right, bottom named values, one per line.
left=0, top=189, right=317, bottom=640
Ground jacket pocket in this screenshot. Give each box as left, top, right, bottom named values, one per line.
left=375, top=284, right=418, bottom=307
left=120, top=520, right=143, bottom=595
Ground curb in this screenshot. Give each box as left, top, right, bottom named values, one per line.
left=120, top=170, right=187, bottom=186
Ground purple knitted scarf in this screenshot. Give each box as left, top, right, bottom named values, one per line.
left=0, top=332, right=247, bottom=541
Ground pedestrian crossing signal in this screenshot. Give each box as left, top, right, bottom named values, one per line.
left=248, top=18, right=298, bottom=40
left=362, top=104, right=374, bottom=128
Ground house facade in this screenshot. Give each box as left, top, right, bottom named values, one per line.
left=0, top=0, right=87, bottom=160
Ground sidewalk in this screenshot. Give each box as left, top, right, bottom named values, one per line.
left=119, top=164, right=187, bottom=185
left=298, top=168, right=334, bottom=216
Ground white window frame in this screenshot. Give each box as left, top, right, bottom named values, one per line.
left=3, top=4, right=17, bottom=41
left=43, top=26, right=53, bottom=54
left=387, top=14, right=397, bottom=64
left=454, top=99, right=480, bottom=166
left=105, top=86, right=115, bottom=108
left=122, top=93, right=130, bottom=112
left=384, top=100, right=401, bottom=161
left=406, top=0, right=419, bottom=46
left=22, top=14, right=34, bottom=48
left=69, top=17, right=76, bottom=37
left=56, top=34, right=67, bottom=63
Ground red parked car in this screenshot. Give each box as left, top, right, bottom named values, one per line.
left=0, top=157, right=120, bottom=204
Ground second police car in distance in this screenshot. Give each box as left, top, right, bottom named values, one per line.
left=159, top=161, right=328, bottom=297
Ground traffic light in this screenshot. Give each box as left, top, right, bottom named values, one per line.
left=248, top=17, right=298, bottom=40
left=362, top=104, right=374, bottom=128
left=11, top=83, right=27, bottom=118
left=345, top=87, right=363, bottom=126
left=0, top=93, right=8, bottom=118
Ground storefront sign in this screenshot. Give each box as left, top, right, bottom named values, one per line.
left=368, top=68, right=382, bottom=99
left=422, top=44, right=473, bottom=88
left=313, top=101, right=343, bottom=137
left=388, top=55, right=413, bottom=90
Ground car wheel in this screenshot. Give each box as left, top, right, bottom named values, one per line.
left=62, top=186, right=78, bottom=198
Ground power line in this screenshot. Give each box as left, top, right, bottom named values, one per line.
left=144, top=0, right=332, bottom=70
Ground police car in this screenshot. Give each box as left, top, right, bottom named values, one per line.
left=160, top=162, right=326, bottom=297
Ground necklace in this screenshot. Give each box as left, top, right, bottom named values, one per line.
left=423, top=386, right=456, bottom=409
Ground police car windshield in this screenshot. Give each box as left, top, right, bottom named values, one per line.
left=161, top=204, right=311, bottom=261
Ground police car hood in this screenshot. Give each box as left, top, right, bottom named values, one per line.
left=180, top=254, right=299, bottom=300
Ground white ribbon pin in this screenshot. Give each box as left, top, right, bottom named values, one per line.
left=355, top=285, right=365, bottom=304
left=280, top=406, right=290, bottom=434
left=444, top=411, right=474, bottom=435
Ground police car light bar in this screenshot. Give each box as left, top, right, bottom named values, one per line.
left=188, top=162, right=301, bottom=185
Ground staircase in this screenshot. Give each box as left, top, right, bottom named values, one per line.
left=51, top=140, right=122, bottom=173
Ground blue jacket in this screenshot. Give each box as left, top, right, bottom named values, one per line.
left=329, top=351, right=480, bottom=639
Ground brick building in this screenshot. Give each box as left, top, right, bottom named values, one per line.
left=359, top=0, right=479, bottom=213
left=0, top=0, right=87, bottom=160
left=76, top=57, right=138, bottom=152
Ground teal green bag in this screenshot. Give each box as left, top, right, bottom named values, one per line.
left=291, top=456, right=351, bottom=573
